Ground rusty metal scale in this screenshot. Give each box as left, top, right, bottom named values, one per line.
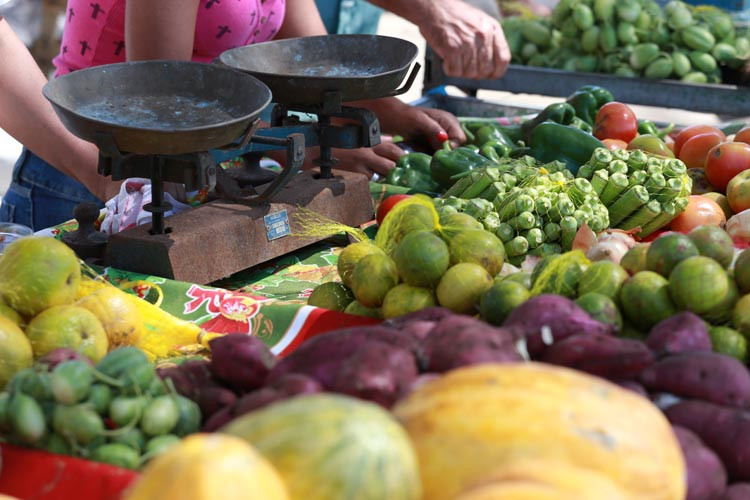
left=44, top=35, right=420, bottom=284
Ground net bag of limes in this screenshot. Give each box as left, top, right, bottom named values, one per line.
left=300, top=196, right=512, bottom=319
left=576, top=148, right=692, bottom=237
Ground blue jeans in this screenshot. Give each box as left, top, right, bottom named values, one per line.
left=0, top=148, right=104, bottom=231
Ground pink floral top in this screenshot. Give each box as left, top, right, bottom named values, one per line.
left=52, top=0, right=286, bottom=76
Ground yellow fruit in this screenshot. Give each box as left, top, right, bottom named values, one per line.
left=0, top=300, right=23, bottom=327
left=25, top=305, right=108, bottom=362
left=0, top=315, right=32, bottom=388
left=393, top=363, right=685, bottom=500
left=123, top=433, right=288, bottom=500
left=77, top=287, right=144, bottom=347
left=0, top=236, right=80, bottom=317
left=337, top=242, right=385, bottom=289
left=453, top=460, right=629, bottom=500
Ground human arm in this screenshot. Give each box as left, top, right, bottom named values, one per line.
left=0, top=17, right=112, bottom=200
left=368, top=0, right=511, bottom=80
left=275, top=0, right=328, bottom=39
left=124, top=0, right=201, bottom=61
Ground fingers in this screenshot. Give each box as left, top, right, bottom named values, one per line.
left=490, top=25, right=512, bottom=80
left=421, top=108, right=467, bottom=149
left=333, top=148, right=397, bottom=179
left=373, top=142, right=406, bottom=162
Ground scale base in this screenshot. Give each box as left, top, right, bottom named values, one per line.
left=103, top=170, right=373, bottom=284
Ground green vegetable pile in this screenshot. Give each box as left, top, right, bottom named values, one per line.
left=433, top=156, right=610, bottom=264
left=576, top=147, right=692, bottom=237
left=0, top=347, right=200, bottom=470
left=503, top=0, right=750, bottom=83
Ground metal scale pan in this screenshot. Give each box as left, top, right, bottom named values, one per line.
left=218, top=34, right=420, bottom=105
left=43, top=60, right=273, bottom=156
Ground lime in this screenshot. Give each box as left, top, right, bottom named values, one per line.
left=349, top=253, right=399, bottom=308
left=688, top=224, right=735, bottom=269
left=479, top=280, right=529, bottom=326
left=735, top=249, right=750, bottom=295
left=393, top=230, right=450, bottom=287
left=620, top=271, right=677, bottom=331
left=668, top=256, right=730, bottom=315
left=575, top=293, right=623, bottom=333
left=620, top=243, right=649, bottom=275
left=708, top=326, right=748, bottom=363
left=646, top=233, right=699, bottom=277
left=436, top=263, right=493, bottom=314
left=381, top=284, right=436, bottom=319
left=307, top=282, right=355, bottom=312
left=733, top=294, right=750, bottom=337
left=343, top=300, right=381, bottom=319
left=577, top=261, right=628, bottom=300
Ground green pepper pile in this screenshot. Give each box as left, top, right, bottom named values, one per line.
left=0, top=347, right=201, bottom=470
left=433, top=156, right=610, bottom=265
left=576, top=147, right=692, bottom=237
left=503, top=0, right=750, bottom=83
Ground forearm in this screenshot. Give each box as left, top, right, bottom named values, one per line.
left=365, top=0, right=440, bottom=26
left=0, top=19, right=107, bottom=200
left=275, top=0, right=328, bottom=38
left=125, top=0, right=200, bottom=61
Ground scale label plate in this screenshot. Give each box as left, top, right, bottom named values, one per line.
left=264, top=210, right=291, bottom=241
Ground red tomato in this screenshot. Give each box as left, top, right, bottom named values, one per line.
left=670, top=195, right=727, bottom=233
left=704, top=142, right=750, bottom=192
left=602, top=139, right=628, bottom=150
left=727, top=169, right=750, bottom=213
left=673, top=125, right=726, bottom=157
left=593, top=102, right=638, bottom=143
left=734, top=126, right=750, bottom=146
left=678, top=133, right=723, bottom=169
left=376, top=194, right=411, bottom=225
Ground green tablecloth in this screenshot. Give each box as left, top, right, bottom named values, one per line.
left=46, top=182, right=399, bottom=355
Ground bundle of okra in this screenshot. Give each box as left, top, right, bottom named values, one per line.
left=433, top=156, right=609, bottom=264
left=576, top=148, right=692, bottom=238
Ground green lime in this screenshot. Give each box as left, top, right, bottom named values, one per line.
left=307, top=282, right=354, bottom=312
left=709, top=326, right=748, bottom=363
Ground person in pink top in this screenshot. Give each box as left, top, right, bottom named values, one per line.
left=2, top=0, right=465, bottom=230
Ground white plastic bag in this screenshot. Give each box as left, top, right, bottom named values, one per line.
left=100, top=178, right=191, bottom=234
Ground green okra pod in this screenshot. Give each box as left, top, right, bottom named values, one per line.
left=627, top=149, right=649, bottom=170
left=591, top=169, right=609, bottom=196
left=607, top=184, right=650, bottom=227
left=544, top=221, right=561, bottom=242
left=599, top=172, right=629, bottom=206
left=628, top=170, right=648, bottom=187
left=645, top=172, right=667, bottom=195
left=508, top=211, right=536, bottom=231
left=505, top=236, right=530, bottom=257
left=656, top=177, right=683, bottom=203
left=560, top=215, right=579, bottom=251
left=620, top=200, right=662, bottom=230
left=523, top=228, right=545, bottom=249
left=495, top=222, right=515, bottom=243
left=607, top=159, right=629, bottom=175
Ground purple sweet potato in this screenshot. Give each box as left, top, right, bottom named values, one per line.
left=673, top=425, right=728, bottom=500
left=38, top=348, right=93, bottom=370
left=209, top=334, right=277, bottom=392
left=646, top=311, right=712, bottom=357
left=666, top=400, right=750, bottom=481
left=382, top=307, right=455, bottom=339
left=267, top=326, right=423, bottom=385
left=422, top=316, right=522, bottom=373
left=640, top=351, right=750, bottom=408
left=158, top=360, right=219, bottom=399
left=233, top=374, right=323, bottom=417
left=202, top=405, right=234, bottom=432
left=721, top=483, right=750, bottom=500
left=329, top=341, right=418, bottom=408
left=502, top=294, right=614, bottom=357
left=196, top=386, right=237, bottom=418
left=540, top=332, right=654, bottom=379
left=613, top=380, right=649, bottom=398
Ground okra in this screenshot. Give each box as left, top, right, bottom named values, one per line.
left=535, top=197, right=552, bottom=215
left=549, top=195, right=576, bottom=222
left=568, top=178, right=593, bottom=204
left=560, top=216, right=579, bottom=251
left=646, top=157, right=664, bottom=175
left=628, top=170, right=648, bottom=187
left=444, top=173, right=477, bottom=198
left=478, top=182, right=507, bottom=201
left=497, top=194, right=534, bottom=220
left=508, top=211, right=536, bottom=231
left=463, top=198, right=494, bottom=219
left=656, top=177, right=683, bottom=203
left=590, top=148, right=613, bottom=168
left=523, top=228, right=545, bottom=249
left=577, top=163, right=595, bottom=180
left=627, top=149, right=649, bottom=170
left=599, top=172, right=629, bottom=206
left=607, top=159, right=629, bottom=175
left=462, top=169, right=500, bottom=199
left=663, top=159, right=687, bottom=178
left=591, top=169, right=609, bottom=196
left=573, top=209, right=588, bottom=227
left=612, top=148, right=630, bottom=163
left=505, top=236, right=530, bottom=258
left=482, top=212, right=502, bottom=233
left=501, top=173, right=517, bottom=188
left=543, top=222, right=561, bottom=242
left=607, top=185, right=649, bottom=226
left=638, top=201, right=678, bottom=237
left=620, top=200, right=662, bottom=230
left=645, top=172, right=667, bottom=194
left=495, top=222, right=515, bottom=243
left=529, top=242, right=563, bottom=257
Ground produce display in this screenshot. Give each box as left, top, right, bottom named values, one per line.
left=502, top=0, right=750, bottom=83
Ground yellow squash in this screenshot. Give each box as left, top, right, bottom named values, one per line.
left=122, top=434, right=288, bottom=500
left=393, top=363, right=685, bottom=500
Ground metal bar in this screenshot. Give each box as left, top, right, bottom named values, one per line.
left=422, top=48, right=750, bottom=116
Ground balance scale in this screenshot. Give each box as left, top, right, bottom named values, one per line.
left=43, top=35, right=420, bottom=285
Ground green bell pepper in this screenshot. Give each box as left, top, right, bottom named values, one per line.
left=520, top=102, right=578, bottom=142
left=570, top=116, right=593, bottom=133
left=637, top=119, right=660, bottom=136
left=529, top=122, right=605, bottom=175
left=430, top=144, right=494, bottom=190
left=473, top=125, right=515, bottom=149
left=566, top=85, right=615, bottom=125
left=460, top=119, right=523, bottom=144
left=479, top=140, right=512, bottom=162
left=385, top=153, right=442, bottom=193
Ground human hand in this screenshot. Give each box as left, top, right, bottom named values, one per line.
left=361, top=98, right=467, bottom=150
left=421, top=0, right=511, bottom=80
left=329, top=142, right=405, bottom=180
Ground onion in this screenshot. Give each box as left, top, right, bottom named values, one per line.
left=586, top=240, right=631, bottom=263
left=726, top=209, right=750, bottom=242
